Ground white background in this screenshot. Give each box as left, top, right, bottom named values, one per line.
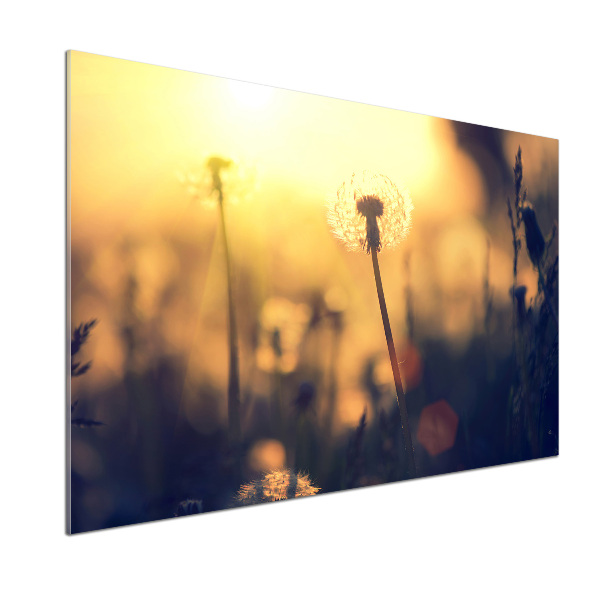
left=2, top=1, right=598, bottom=598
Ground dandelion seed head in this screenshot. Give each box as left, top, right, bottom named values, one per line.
left=233, top=469, right=319, bottom=506
left=177, top=155, right=257, bottom=206
left=327, top=170, right=413, bottom=253
left=206, top=155, right=232, bottom=195
left=356, top=194, right=385, bottom=219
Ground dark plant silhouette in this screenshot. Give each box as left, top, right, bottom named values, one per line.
left=70, top=319, right=104, bottom=428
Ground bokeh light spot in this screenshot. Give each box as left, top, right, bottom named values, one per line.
left=417, top=399, right=459, bottom=457
left=247, top=438, right=286, bottom=473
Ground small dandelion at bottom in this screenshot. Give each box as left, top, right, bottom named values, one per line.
left=233, top=469, right=319, bottom=506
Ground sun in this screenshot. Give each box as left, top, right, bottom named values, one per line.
left=228, top=79, right=273, bottom=109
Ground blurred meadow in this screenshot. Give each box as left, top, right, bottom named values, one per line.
left=68, top=51, right=558, bottom=533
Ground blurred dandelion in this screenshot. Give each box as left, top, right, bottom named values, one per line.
left=207, top=155, right=243, bottom=480
left=178, top=155, right=247, bottom=480
left=176, top=157, right=257, bottom=208
left=233, top=469, right=319, bottom=506
left=176, top=157, right=257, bottom=471
left=327, top=170, right=416, bottom=478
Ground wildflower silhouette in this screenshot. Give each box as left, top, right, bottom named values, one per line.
left=70, top=319, right=105, bottom=428
left=506, top=148, right=558, bottom=327
left=327, top=170, right=416, bottom=478
left=174, top=498, right=203, bottom=516
left=233, top=469, right=319, bottom=506
left=71, top=319, right=98, bottom=378
left=521, top=203, right=558, bottom=325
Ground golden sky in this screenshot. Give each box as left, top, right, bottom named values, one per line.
left=68, top=51, right=558, bottom=414
left=68, top=50, right=491, bottom=238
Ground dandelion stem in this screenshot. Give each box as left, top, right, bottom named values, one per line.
left=217, top=191, right=242, bottom=474
left=370, top=250, right=417, bottom=479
